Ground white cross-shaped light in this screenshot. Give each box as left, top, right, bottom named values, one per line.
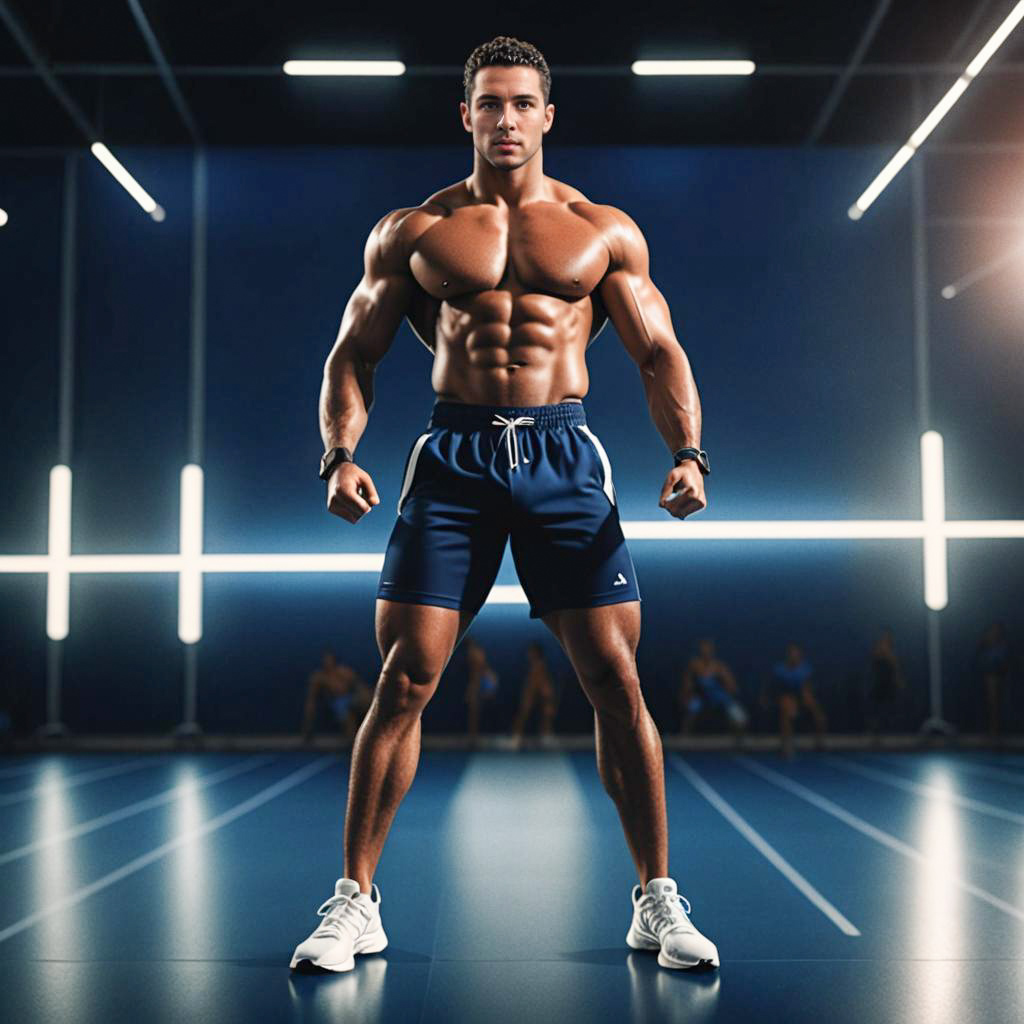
left=2, top=431, right=1021, bottom=643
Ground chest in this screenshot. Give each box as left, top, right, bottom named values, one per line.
left=410, top=206, right=609, bottom=300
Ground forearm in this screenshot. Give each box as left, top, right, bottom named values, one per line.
left=319, top=347, right=376, bottom=453
left=640, top=341, right=702, bottom=452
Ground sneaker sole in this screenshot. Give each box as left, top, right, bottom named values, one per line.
left=657, top=949, right=720, bottom=971
left=628, top=924, right=720, bottom=970
left=289, top=932, right=388, bottom=972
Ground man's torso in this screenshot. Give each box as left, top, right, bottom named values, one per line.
left=391, top=177, right=618, bottom=407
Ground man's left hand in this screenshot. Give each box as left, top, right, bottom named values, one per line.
left=659, top=461, right=707, bottom=519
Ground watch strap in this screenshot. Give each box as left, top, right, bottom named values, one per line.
left=319, top=445, right=354, bottom=481
left=673, top=447, right=711, bottom=475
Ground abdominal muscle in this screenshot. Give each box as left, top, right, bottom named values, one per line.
left=430, top=294, right=593, bottom=407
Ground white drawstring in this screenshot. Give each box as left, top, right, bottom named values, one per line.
left=491, top=414, right=535, bottom=469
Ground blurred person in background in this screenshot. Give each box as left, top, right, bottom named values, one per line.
left=865, top=626, right=906, bottom=742
left=763, top=642, right=827, bottom=759
left=302, top=651, right=372, bottom=745
left=464, top=635, right=499, bottom=747
left=976, top=621, right=1015, bottom=743
left=676, top=637, right=747, bottom=743
left=507, top=641, right=559, bottom=748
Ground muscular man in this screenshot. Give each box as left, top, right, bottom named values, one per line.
left=291, top=36, right=718, bottom=974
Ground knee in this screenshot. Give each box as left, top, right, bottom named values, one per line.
left=375, top=647, right=444, bottom=719
left=583, top=660, right=643, bottom=726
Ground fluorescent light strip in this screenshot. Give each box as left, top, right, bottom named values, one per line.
left=46, top=466, right=71, bottom=641
left=178, top=464, right=203, bottom=644
left=89, top=143, right=165, bottom=222
left=282, top=60, right=405, bottom=76
left=8, top=436, right=1024, bottom=635
left=849, top=0, right=1024, bottom=220
left=920, top=431, right=948, bottom=610
left=942, top=238, right=1024, bottom=299
left=631, top=60, right=755, bottom=76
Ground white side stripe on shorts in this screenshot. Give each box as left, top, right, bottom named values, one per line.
left=397, top=432, right=432, bottom=514
left=577, top=424, right=616, bottom=506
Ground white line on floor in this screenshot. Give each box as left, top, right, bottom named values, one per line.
left=827, top=756, right=1024, bottom=827
left=0, top=757, right=167, bottom=806
left=0, top=756, right=276, bottom=866
left=670, top=756, right=861, bottom=936
left=736, top=756, right=1024, bottom=924
left=0, top=755, right=338, bottom=945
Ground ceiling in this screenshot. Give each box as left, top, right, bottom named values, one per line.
left=1, top=0, right=1023, bottom=148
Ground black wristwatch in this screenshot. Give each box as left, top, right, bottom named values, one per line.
left=673, top=447, right=711, bottom=476
left=319, top=446, right=354, bottom=481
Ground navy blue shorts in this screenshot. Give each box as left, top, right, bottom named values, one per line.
left=377, top=400, right=641, bottom=619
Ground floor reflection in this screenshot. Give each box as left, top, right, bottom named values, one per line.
left=287, top=955, right=388, bottom=1019
left=627, top=951, right=721, bottom=1024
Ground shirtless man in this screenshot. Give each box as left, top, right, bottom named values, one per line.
left=291, top=36, right=718, bottom=974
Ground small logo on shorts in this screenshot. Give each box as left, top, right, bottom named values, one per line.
left=613, top=572, right=628, bottom=586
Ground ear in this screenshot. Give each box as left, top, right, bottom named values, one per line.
left=459, top=101, right=473, bottom=133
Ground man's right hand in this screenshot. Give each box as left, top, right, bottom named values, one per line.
left=327, top=462, right=380, bottom=523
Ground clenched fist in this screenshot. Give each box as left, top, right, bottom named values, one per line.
left=658, top=461, right=707, bottom=520
left=327, top=462, right=380, bottom=523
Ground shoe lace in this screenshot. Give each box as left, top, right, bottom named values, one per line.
left=312, top=893, right=371, bottom=940
left=644, top=892, right=694, bottom=936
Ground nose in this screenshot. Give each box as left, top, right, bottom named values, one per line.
left=496, top=106, right=516, bottom=130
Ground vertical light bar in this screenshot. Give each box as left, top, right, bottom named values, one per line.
left=178, top=464, right=203, bottom=643
left=46, top=466, right=72, bottom=640
left=921, top=431, right=948, bottom=610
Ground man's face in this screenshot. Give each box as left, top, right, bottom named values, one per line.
left=461, top=65, right=553, bottom=170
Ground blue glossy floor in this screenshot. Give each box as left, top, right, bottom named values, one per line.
left=2, top=748, right=1024, bottom=1023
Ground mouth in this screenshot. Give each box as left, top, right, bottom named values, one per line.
left=495, top=140, right=520, bottom=149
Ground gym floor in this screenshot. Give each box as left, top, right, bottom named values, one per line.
left=2, top=749, right=1023, bottom=1023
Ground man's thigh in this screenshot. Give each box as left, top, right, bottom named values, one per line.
left=374, top=599, right=476, bottom=678
left=540, top=601, right=642, bottom=680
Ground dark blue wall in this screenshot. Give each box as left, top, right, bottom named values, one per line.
left=2, top=145, right=1022, bottom=735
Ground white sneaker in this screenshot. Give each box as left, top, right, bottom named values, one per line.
left=289, top=878, right=388, bottom=972
left=626, top=877, right=720, bottom=970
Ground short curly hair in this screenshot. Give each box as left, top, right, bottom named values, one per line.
left=463, top=35, right=551, bottom=107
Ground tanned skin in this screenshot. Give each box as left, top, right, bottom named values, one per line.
left=319, top=64, right=707, bottom=894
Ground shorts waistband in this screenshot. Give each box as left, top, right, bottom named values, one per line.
left=428, top=400, right=587, bottom=430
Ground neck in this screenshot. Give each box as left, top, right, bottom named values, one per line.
left=467, top=145, right=546, bottom=207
